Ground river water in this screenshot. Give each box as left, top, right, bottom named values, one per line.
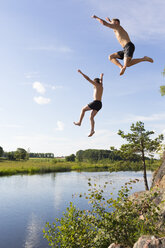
left=0, top=170, right=152, bottom=248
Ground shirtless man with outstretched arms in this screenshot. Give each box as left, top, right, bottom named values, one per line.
left=92, top=15, right=153, bottom=75
left=74, top=70, right=103, bottom=137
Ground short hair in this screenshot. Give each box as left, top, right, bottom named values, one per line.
left=94, top=78, right=100, bottom=84
left=112, top=18, right=120, bottom=24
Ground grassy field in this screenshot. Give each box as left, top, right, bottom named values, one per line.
left=0, top=158, right=161, bottom=176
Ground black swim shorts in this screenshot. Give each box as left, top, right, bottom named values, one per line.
left=88, top=100, right=102, bottom=111
left=117, top=42, right=135, bottom=60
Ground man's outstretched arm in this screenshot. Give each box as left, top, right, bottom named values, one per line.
left=100, top=73, right=104, bottom=84
left=78, top=69, right=95, bottom=85
left=92, top=15, right=116, bottom=29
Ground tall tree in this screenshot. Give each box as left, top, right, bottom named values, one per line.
left=14, top=148, right=29, bottom=160
left=118, top=121, right=164, bottom=190
left=0, top=146, right=4, bottom=157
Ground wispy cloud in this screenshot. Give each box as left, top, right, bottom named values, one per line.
left=33, top=96, right=50, bottom=105
left=108, top=113, right=165, bottom=125
left=124, top=113, right=165, bottom=123
left=32, top=81, right=63, bottom=92
left=45, top=84, right=63, bottom=91
left=89, top=0, right=165, bottom=41
left=33, top=81, right=46, bottom=94
left=28, top=45, right=73, bottom=53
left=25, top=72, right=40, bottom=79
left=56, top=121, right=64, bottom=131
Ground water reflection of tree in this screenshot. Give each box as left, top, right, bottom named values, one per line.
left=51, top=173, right=57, bottom=181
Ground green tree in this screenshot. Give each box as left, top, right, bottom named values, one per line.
left=76, top=150, right=84, bottom=162
left=0, top=146, right=3, bottom=157
left=65, top=154, right=76, bottom=162
left=118, top=121, right=163, bottom=190
left=14, top=148, right=29, bottom=160
left=160, top=67, right=165, bottom=96
left=7, top=152, right=16, bottom=160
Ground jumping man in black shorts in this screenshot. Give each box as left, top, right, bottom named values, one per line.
left=92, top=15, right=153, bottom=76
left=74, top=70, right=103, bottom=137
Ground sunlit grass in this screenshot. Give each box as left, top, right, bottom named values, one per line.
left=0, top=158, right=161, bottom=176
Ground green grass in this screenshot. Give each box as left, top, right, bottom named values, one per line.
left=0, top=158, right=161, bottom=176
left=0, top=159, right=72, bottom=176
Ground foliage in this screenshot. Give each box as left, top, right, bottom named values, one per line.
left=43, top=179, right=164, bottom=248
left=4, top=148, right=29, bottom=161
left=14, top=148, right=29, bottom=161
left=76, top=148, right=143, bottom=163
left=76, top=149, right=119, bottom=163
left=0, top=146, right=4, bottom=157
left=65, top=154, right=76, bottom=162
left=118, top=121, right=164, bottom=190
left=6, top=151, right=16, bottom=161
left=29, top=152, right=54, bottom=158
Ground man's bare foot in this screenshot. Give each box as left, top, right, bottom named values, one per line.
left=88, top=131, right=95, bottom=137
left=144, top=56, right=154, bottom=63
left=73, top=122, right=81, bottom=126
left=120, top=67, right=126, bottom=76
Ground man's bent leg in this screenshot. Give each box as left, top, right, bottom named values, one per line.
left=127, top=56, right=154, bottom=67
left=74, top=105, right=91, bottom=126
left=109, top=53, right=123, bottom=69
left=88, top=110, right=98, bottom=137
left=120, top=56, right=131, bottom=75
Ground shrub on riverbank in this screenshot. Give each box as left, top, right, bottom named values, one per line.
left=44, top=180, right=164, bottom=248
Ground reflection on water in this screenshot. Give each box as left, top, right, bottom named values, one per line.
left=24, top=213, right=42, bottom=248
left=0, top=171, right=152, bottom=248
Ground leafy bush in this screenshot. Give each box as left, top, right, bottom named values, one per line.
left=43, top=179, right=163, bottom=248
left=65, top=154, right=76, bottom=162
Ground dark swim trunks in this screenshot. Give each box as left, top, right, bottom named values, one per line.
left=117, top=42, right=135, bottom=60
left=88, top=100, right=102, bottom=111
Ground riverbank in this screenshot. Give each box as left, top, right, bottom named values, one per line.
left=0, top=158, right=161, bottom=176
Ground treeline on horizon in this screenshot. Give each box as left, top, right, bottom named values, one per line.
left=0, top=146, right=54, bottom=161
left=66, top=147, right=153, bottom=163
left=0, top=146, right=156, bottom=163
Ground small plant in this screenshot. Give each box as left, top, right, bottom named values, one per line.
left=43, top=179, right=164, bottom=248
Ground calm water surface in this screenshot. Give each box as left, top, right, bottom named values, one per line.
left=0, top=171, right=152, bottom=248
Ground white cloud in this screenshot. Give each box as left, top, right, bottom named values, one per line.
left=89, top=0, right=165, bottom=41
left=33, top=81, right=45, bottom=94
left=33, top=96, right=50, bottom=105
left=56, top=121, right=64, bottom=131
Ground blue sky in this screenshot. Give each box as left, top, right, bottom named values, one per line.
left=0, top=0, right=165, bottom=156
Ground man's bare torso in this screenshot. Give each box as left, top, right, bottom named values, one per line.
left=93, top=84, right=103, bottom=101
left=114, top=26, right=130, bottom=48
